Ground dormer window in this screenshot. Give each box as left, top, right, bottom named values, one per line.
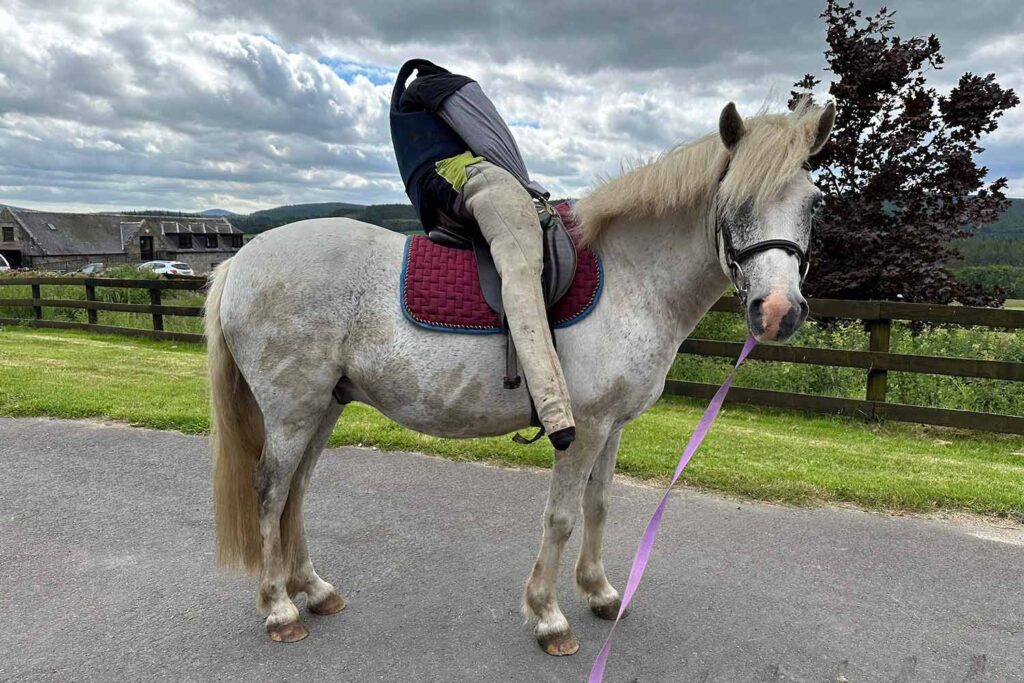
left=205, top=234, right=218, bottom=248
left=2, top=226, right=12, bottom=242
left=231, top=234, right=243, bottom=248
left=178, top=234, right=193, bottom=249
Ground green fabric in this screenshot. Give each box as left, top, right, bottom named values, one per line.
left=435, top=151, right=485, bottom=191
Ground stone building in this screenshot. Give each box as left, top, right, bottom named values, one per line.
left=0, top=209, right=243, bottom=273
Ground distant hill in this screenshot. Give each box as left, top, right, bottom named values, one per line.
left=117, top=209, right=206, bottom=217
left=233, top=202, right=368, bottom=233
left=971, top=198, right=1024, bottom=240
left=330, top=203, right=421, bottom=233
left=5, top=200, right=421, bottom=235
left=231, top=201, right=421, bottom=234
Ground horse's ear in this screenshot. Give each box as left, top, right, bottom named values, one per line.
left=809, top=102, right=836, bottom=156
left=719, top=102, right=745, bottom=151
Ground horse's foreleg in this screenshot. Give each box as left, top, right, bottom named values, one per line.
left=284, top=402, right=347, bottom=616
left=255, top=411, right=327, bottom=642
left=523, top=425, right=607, bottom=656
left=575, top=429, right=625, bottom=620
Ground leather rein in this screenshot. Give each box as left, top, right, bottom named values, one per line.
left=714, top=160, right=813, bottom=305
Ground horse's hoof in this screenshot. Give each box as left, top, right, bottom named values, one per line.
left=591, top=600, right=628, bottom=621
left=537, top=630, right=580, bottom=656
left=267, top=620, right=308, bottom=643
left=309, top=592, right=346, bottom=616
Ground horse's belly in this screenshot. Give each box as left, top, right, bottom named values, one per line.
left=346, top=323, right=535, bottom=438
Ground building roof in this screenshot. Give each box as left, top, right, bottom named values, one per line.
left=156, top=219, right=239, bottom=235
left=8, top=210, right=239, bottom=255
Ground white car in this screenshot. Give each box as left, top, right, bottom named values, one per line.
left=138, top=260, right=195, bottom=276
left=0, top=253, right=9, bottom=272
left=76, top=262, right=106, bottom=275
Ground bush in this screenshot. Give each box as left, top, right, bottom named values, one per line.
left=953, top=265, right=1024, bottom=298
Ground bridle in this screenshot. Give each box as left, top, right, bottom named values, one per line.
left=714, top=160, right=813, bottom=305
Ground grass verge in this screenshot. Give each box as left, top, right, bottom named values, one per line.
left=2, top=325, right=1023, bottom=520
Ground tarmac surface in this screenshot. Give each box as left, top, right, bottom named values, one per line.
left=1, top=417, right=1022, bottom=682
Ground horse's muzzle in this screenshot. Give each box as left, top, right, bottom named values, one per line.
left=747, top=287, right=808, bottom=342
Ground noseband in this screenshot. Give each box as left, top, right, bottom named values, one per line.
left=714, top=161, right=812, bottom=305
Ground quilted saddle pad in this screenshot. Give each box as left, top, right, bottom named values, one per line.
left=400, top=203, right=603, bottom=334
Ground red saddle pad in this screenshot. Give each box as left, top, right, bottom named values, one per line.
left=401, top=203, right=603, bottom=334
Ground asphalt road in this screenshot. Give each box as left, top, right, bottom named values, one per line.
left=1, top=418, right=1022, bottom=682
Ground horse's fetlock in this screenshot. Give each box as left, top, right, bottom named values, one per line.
left=523, top=580, right=555, bottom=617
left=574, top=562, right=606, bottom=595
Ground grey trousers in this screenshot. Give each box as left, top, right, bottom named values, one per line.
left=462, top=161, right=574, bottom=433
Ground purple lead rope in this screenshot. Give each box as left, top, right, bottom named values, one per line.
left=588, top=335, right=757, bottom=683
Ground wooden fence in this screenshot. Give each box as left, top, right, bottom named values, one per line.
left=668, top=297, right=1024, bottom=435
left=2, top=276, right=1023, bottom=434
left=0, top=276, right=207, bottom=344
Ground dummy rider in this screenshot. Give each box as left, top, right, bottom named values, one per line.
left=390, top=58, right=576, bottom=452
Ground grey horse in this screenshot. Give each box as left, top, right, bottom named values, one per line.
left=206, top=101, right=836, bottom=655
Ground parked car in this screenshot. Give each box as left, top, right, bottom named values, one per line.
left=0, top=253, right=9, bottom=272
left=138, top=260, right=195, bottom=276
left=76, top=263, right=106, bottom=275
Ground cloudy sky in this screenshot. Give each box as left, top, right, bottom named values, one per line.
left=1, top=0, right=1021, bottom=214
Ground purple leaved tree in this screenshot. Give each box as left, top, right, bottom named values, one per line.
left=792, top=0, right=1019, bottom=305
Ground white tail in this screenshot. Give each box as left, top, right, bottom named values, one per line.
left=206, top=259, right=265, bottom=573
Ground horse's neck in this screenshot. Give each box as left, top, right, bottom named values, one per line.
left=599, top=207, right=730, bottom=345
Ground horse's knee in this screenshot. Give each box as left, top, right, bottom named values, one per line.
left=545, top=509, right=576, bottom=543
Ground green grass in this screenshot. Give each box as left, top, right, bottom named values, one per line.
left=1006, top=299, right=1024, bottom=310
left=2, top=325, right=1023, bottom=520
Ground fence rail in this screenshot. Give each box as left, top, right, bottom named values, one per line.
left=676, top=296, right=1024, bottom=435
left=0, top=275, right=207, bottom=343
left=2, top=276, right=1023, bottom=434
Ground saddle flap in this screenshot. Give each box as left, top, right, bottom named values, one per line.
left=540, top=206, right=578, bottom=307
left=471, top=235, right=503, bottom=314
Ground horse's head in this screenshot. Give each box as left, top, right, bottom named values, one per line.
left=715, top=101, right=836, bottom=342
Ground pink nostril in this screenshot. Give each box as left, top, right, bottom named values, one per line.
left=759, top=289, right=790, bottom=340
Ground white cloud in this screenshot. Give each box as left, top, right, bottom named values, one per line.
left=0, top=0, right=1020, bottom=213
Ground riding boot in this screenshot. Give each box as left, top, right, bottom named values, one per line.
left=462, top=161, right=575, bottom=447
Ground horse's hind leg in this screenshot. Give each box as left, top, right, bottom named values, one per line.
left=523, top=424, right=607, bottom=656
left=283, top=401, right=347, bottom=616
left=254, top=402, right=334, bottom=642
left=575, top=429, right=625, bottom=620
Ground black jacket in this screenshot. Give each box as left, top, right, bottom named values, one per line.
left=390, top=59, right=473, bottom=231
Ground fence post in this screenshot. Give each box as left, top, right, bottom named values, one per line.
left=31, top=283, right=42, bottom=320
left=866, top=318, right=891, bottom=403
left=149, top=287, right=163, bottom=332
left=85, top=282, right=98, bottom=326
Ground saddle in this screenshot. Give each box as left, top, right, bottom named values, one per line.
left=425, top=200, right=579, bottom=315
left=400, top=201, right=604, bottom=433
left=402, top=200, right=603, bottom=336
